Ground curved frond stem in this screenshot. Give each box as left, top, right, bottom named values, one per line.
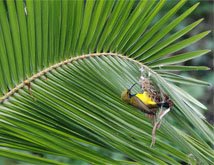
left=0, top=53, right=145, bottom=103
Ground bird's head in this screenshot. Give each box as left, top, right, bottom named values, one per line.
left=121, top=89, right=131, bottom=102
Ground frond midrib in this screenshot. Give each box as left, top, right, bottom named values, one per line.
left=0, top=53, right=144, bottom=103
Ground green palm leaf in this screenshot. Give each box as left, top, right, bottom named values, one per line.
left=0, top=0, right=213, bottom=164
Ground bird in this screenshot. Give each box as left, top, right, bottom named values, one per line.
left=121, top=83, right=170, bottom=116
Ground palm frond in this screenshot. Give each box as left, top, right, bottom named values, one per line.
left=0, top=0, right=213, bottom=164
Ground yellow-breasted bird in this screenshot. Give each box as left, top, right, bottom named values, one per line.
left=121, top=83, right=170, bottom=116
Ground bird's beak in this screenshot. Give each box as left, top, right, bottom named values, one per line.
left=128, top=83, right=137, bottom=92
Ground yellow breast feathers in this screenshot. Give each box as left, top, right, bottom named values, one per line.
left=136, top=92, right=157, bottom=106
